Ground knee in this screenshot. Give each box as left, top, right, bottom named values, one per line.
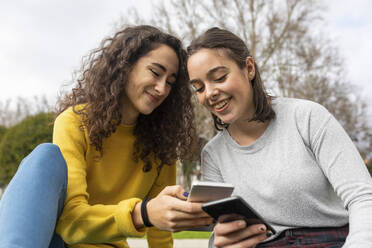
left=26, top=143, right=67, bottom=180
left=34, top=143, right=61, bottom=157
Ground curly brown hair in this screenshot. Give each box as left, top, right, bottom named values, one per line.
left=57, top=25, right=195, bottom=172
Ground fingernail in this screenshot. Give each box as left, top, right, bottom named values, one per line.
left=183, top=192, right=189, bottom=197
left=266, top=231, right=273, bottom=237
left=237, top=220, right=246, bottom=227
left=259, top=226, right=266, bottom=232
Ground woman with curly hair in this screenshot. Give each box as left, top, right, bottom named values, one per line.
left=0, top=25, right=212, bottom=248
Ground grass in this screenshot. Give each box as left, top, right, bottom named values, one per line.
left=172, top=231, right=212, bottom=239
left=133, top=231, right=212, bottom=239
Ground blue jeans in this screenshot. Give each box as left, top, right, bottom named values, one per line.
left=0, top=143, right=68, bottom=248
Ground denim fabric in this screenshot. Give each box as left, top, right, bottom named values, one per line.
left=208, top=225, right=348, bottom=248
left=258, top=225, right=348, bottom=248
left=0, top=143, right=68, bottom=248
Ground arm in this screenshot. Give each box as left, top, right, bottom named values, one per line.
left=54, top=109, right=145, bottom=244
left=201, top=148, right=224, bottom=182
left=309, top=106, right=372, bottom=247
left=145, top=162, right=177, bottom=248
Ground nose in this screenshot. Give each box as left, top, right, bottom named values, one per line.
left=205, top=83, right=219, bottom=102
left=154, top=79, right=169, bottom=96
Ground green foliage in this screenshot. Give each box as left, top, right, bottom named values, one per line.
left=0, top=125, right=6, bottom=142
left=0, top=112, right=54, bottom=186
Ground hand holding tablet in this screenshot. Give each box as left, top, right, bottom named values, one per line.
left=202, top=195, right=276, bottom=235
left=187, top=181, right=234, bottom=202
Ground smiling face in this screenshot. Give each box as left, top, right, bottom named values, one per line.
left=121, top=44, right=179, bottom=125
left=187, top=48, right=256, bottom=125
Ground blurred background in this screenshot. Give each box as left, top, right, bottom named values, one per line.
left=1, top=0, right=372, bottom=194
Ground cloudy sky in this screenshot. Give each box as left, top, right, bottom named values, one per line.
left=0, top=0, right=371, bottom=114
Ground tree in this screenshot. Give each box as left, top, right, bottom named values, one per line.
left=119, top=0, right=372, bottom=160
left=0, top=112, right=54, bottom=186
left=0, top=95, right=54, bottom=128
left=0, top=126, right=6, bottom=142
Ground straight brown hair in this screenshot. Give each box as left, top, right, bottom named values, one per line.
left=187, top=27, right=275, bottom=130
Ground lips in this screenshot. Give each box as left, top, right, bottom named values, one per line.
left=213, top=97, right=231, bottom=112
left=145, top=91, right=160, bottom=103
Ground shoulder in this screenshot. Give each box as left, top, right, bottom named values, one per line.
left=273, top=97, right=330, bottom=120
left=202, top=131, right=224, bottom=153
left=201, top=131, right=230, bottom=161
left=53, top=105, right=89, bottom=148
left=273, top=98, right=334, bottom=143
left=55, top=105, right=85, bottom=126
left=53, top=105, right=88, bottom=138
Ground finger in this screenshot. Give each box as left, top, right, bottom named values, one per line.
left=169, top=217, right=214, bottom=231
left=164, top=207, right=212, bottom=221
left=218, top=213, right=243, bottom=223
left=214, top=224, right=266, bottom=247
left=223, top=233, right=268, bottom=248
left=214, top=220, right=247, bottom=236
left=175, top=209, right=213, bottom=222
left=170, top=200, right=210, bottom=216
left=225, top=225, right=266, bottom=244
left=159, top=185, right=187, bottom=200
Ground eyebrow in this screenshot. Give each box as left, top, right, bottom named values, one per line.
left=151, top=63, right=177, bottom=78
left=189, top=66, right=228, bottom=84
left=206, top=66, right=228, bottom=79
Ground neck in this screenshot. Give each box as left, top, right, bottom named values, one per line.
left=120, top=93, right=140, bottom=125
left=120, top=103, right=139, bottom=126
left=121, top=111, right=138, bottom=125
left=227, top=119, right=270, bottom=146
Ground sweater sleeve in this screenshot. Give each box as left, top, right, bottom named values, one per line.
left=309, top=104, right=372, bottom=248
left=201, top=147, right=224, bottom=183
left=53, top=109, right=145, bottom=245
left=145, top=162, right=176, bottom=248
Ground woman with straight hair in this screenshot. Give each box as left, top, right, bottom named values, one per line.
left=0, top=25, right=212, bottom=248
left=187, top=27, right=372, bottom=247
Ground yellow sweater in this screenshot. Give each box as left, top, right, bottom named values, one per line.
left=53, top=106, right=175, bottom=248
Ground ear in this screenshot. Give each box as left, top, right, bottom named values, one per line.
left=245, top=57, right=255, bottom=81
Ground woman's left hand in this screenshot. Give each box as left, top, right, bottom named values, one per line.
left=213, top=215, right=268, bottom=248
left=136, top=185, right=213, bottom=231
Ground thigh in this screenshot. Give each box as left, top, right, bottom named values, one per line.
left=258, top=225, right=348, bottom=248
left=0, top=143, right=68, bottom=248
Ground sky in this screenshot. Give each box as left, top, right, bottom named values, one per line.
left=0, top=0, right=371, bottom=114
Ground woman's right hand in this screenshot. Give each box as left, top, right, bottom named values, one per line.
left=213, top=215, right=268, bottom=248
left=146, top=185, right=214, bottom=231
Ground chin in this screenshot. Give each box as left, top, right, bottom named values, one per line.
left=216, top=115, right=235, bottom=125
left=141, top=110, right=154, bottom=115
left=139, top=106, right=156, bottom=115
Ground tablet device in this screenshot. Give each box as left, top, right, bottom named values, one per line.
left=187, top=181, right=234, bottom=202
left=202, top=195, right=276, bottom=234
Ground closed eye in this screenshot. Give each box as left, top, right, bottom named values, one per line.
left=215, top=74, right=227, bottom=82
left=150, top=68, right=159, bottom=77
left=151, top=68, right=175, bottom=87
left=191, top=84, right=204, bottom=93
left=166, top=80, right=175, bottom=87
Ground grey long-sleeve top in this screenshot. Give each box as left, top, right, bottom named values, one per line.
left=202, top=97, right=372, bottom=247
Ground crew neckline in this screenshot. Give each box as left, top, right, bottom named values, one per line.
left=118, top=122, right=136, bottom=128
left=222, top=117, right=275, bottom=154
left=221, top=97, right=282, bottom=154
